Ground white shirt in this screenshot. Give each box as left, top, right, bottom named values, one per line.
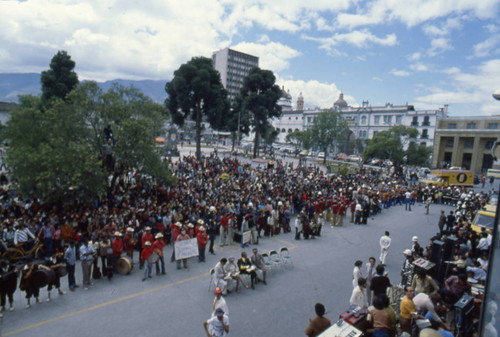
left=380, top=235, right=391, bottom=250
left=413, top=293, right=441, bottom=323
left=212, top=296, right=229, bottom=317
left=206, top=315, right=230, bottom=337
left=350, top=286, right=366, bottom=308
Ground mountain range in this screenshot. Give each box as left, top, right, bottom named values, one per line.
left=0, top=73, right=168, bottom=104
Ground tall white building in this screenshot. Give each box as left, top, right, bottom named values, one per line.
left=212, top=48, right=259, bottom=102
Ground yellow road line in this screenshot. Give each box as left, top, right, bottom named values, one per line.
left=1, top=271, right=209, bottom=337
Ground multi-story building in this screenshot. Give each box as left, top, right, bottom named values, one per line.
left=431, top=117, right=500, bottom=172
left=272, top=92, right=447, bottom=149
left=212, top=48, right=259, bottom=102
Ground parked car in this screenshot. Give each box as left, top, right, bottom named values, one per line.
left=347, top=155, right=362, bottom=162
left=317, top=152, right=325, bottom=159
left=336, top=153, right=348, bottom=160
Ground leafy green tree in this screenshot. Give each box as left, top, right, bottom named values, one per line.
left=5, top=82, right=173, bottom=204
left=363, top=125, right=419, bottom=175
left=41, top=50, right=79, bottom=107
left=406, top=142, right=432, bottom=166
left=286, top=130, right=312, bottom=152
left=309, top=110, right=349, bottom=164
left=165, top=57, right=230, bottom=159
left=235, top=67, right=282, bottom=158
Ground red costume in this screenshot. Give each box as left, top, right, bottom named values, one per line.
left=141, top=232, right=154, bottom=247
left=112, top=238, right=124, bottom=257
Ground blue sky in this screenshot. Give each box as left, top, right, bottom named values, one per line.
left=1, top=0, right=499, bottom=115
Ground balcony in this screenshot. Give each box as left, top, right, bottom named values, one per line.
left=422, top=122, right=430, bottom=126
left=421, top=134, right=429, bottom=139
left=411, top=122, right=419, bottom=126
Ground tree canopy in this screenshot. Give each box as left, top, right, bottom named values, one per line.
left=41, top=50, right=79, bottom=107
left=165, top=56, right=230, bottom=159
left=5, top=82, right=173, bottom=204
left=308, top=110, right=349, bottom=164
left=362, top=125, right=420, bottom=174
left=234, top=67, right=282, bottom=158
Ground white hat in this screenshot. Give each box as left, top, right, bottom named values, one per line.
left=404, top=249, right=412, bottom=256
left=155, top=233, right=164, bottom=239
left=412, top=236, right=418, bottom=242
left=126, top=227, right=134, bottom=232
left=114, top=231, right=123, bottom=236
left=144, top=241, right=152, bottom=246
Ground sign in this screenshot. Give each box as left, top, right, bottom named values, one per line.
left=318, top=321, right=362, bottom=337
left=175, top=238, right=199, bottom=260
left=242, top=231, right=251, bottom=244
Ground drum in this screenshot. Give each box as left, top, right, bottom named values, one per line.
left=117, top=256, right=134, bottom=275
left=56, top=266, right=67, bottom=277
left=147, top=252, right=159, bottom=264
left=32, top=269, right=56, bottom=288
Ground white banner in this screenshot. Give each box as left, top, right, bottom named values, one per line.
left=242, top=231, right=251, bottom=244
left=175, top=238, right=199, bottom=260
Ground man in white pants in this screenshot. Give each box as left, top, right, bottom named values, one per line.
left=379, top=231, right=391, bottom=266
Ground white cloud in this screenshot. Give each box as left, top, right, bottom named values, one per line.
left=335, top=0, right=497, bottom=29
left=232, top=41, right=301, bottom=72
left=276, top=77, right=356, bottom=110
left=410, top=63, right=429, bottom=72
left=415, top=59, right=500, bottom=115
left=372, top=77, right=383, bottom=82
left=423, top=17, right=464, bottom=36
left=302, top=29, right=397, bottom=50
left=427, top=38, right=453, bottom=56
left=408, top=52, right=422, bottom=61
left=390, top=69, right=410, bottom=77
left=472, top=36, right=500, bottom=58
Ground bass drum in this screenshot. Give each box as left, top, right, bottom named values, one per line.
left=32, top=269, right=56, bottom=288
left=147, top=252, right=159, bottom=264
left=56, top=266, right=67, bottom=277
left=117, top=256, right=134, bottom=275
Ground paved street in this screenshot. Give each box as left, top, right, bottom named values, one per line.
left=0, top=198, right=454, bottom=337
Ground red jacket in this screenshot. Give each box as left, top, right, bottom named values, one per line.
left=124, top=234, right=135, bottom=250
left=152, top=239, right=165, bottom=257
left=141, top=246, right=154, bottom=262
left=112, top=238, right=124, bottom=257
left=141, top=233, right=154, bottom=247
left=197, top=231, right=208, bottom=248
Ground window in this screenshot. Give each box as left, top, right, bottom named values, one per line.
left=488, top=123, right=498, bottom=129
left=466, top=122, right=476, bottom=130
left=383, top=115, right=392, bottom=124
left=307, top=117, right=312, bottom=123
left=444, top=138, right=454, bottom=148
left=485, top=140, right=495, bottom=150
left=411, top=116, right=418, bottom=126
left=374, top=116, right=380, bottom=124
left=281, top=128, right=286, bottom=133
left=421, top=129, right=428, bottom=139
left=287, top=129, right=292, bottom=133
left=447, top=123, right=457, bottom=129
left=422, top=116, right=430, bottom=126
left=464, top=139, right=474, bottom=149
left=359, top=130, right=363, bottom=137
left=373, top=131, right=378, bottom=136
left=361, top=116, right=367, bottom=125
left=396, top=116, right=402, bottom=124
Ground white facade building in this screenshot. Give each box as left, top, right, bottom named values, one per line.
left=271, top=92, right=448, bottom=149
left=212, top=48, right=259, bottom=102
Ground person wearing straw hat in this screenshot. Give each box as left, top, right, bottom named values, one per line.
left=141, top=241, right=153, bottom=281
left=197, top=226, right=208, bottom=263
left=152, top=232, right=166, bottom=275
left=141, top=227, right=153, bottom=269
left=124, top=227, right=136, bottom=261
left=171, top=222, right=182, bottom=263
left=111, top=231, right=124, bottom=274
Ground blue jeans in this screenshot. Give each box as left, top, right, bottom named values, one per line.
left=198, top=247, right=206, bottom=262
left=373, top=329, right=389, bottom=337
left=155, top=256, right=165, bottom=274
left=143, top=260, right=152, bottom=279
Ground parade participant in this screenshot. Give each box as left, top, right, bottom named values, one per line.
left=20, top=257, right=40, bottom=308
left=14, top=222, right=36, bottom=250
left=337, top=202, right=346, bottom=227
left=79, top=238, right=96, bottom=290
left=124, top=227, right=136, bottom=260
left=141, top=241, right=153, bottom=281
left=224, top=257, right=248, bottom=292
left=219, top=212, right=229, bottom=246
left=42, top=250, right=66, bottom=301
left=112, top=231, right=124, bottom=274
left=171, top=222, right=182, bottom=262
left=152, top=232, right=166, bottom=275
left=213, top=258, right=228, bottom=295
left=97, top=234, right=110, bottom=276
left=350, top=277, right=367, bottom=308
left=370, top=265, right=391, bottom=300
left=305, top=303, right=331, bottom=337
left=197, top=226, right=208, bottom=263
left=295, top=214, right=303, bottom=240
left=0, top=259, right=18, bottom=312
left=238, top=251, right=257, bottom=289
left=141, top=226, right=154, bottom=248
left=203, top=308, right=229, bottom=337
left=352, top=260, right=363, bottom=289
left=331, top=199, right=339, bottom=227
left=175, top=228, right=190, bottom=269
left=37, top=221, right=55, bottom=258
left=64, top=240, right=78, bottom=291
left=250, top=248, right=267, bottom=284
left=212, top=287, right=229, bottom=317
left=379, top=231, right=391, bottom=265
left=365, top=257, right=376, bottom=305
